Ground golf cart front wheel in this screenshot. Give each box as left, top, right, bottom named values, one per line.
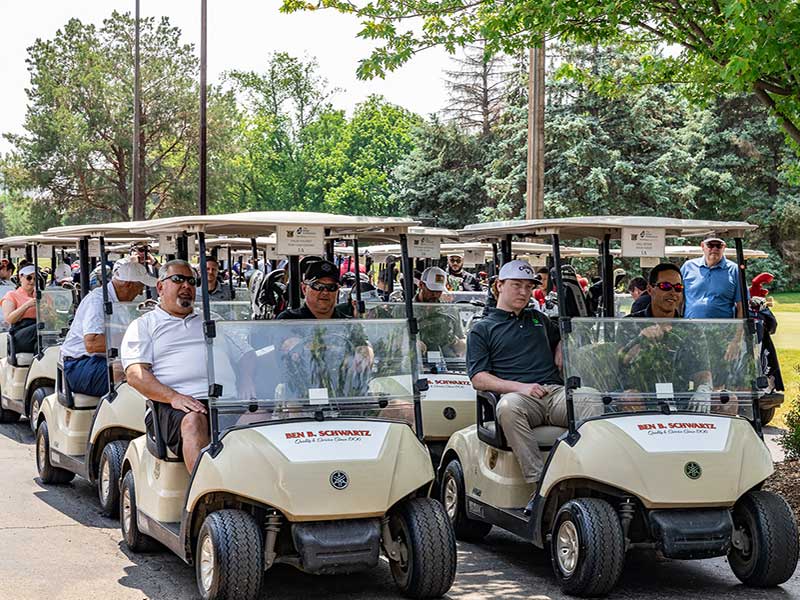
left=441, top=459, right=492, bottom=541
left=729, top=490, right=799, bottom=587
left=388, top=497, right=457, bottom=599
left=120, top=470, right=157, bottom=553
left=97, top=440, right=128, bottom=518
left=195, top=510, right=263, bottom=600
left=550, top=498, right=624, bottom=597
left=29, top=386, right=53, bottom=434
left=36, top=421, right=74, bottom=484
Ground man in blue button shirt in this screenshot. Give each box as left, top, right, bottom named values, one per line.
left=681, top=235, right=744, bottom=319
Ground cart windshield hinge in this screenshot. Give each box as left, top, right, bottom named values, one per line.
left=104, top=301, right=113, bottom=316
left=204, top=320, right=216, bottom=338
left=208, top=383, right=222, bottom=398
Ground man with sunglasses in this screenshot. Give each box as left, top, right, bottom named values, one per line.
left=122, top=260, right=253, bottom=472
left=681, top=235, right=743, bottom=319
left=446, top=253, right=482, bottom=292
left=61, top=260, right=157, bottom=397
left=276, top=260, right=351, bottom=320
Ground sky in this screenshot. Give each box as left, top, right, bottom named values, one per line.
left=0, top=0, right=453, bottom=153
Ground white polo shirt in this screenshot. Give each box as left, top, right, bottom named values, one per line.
left=61, top=282, right=119, bottom=360
left=120, top=306, right=239, bottom=399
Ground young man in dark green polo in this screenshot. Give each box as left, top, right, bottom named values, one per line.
left=466, top=260, right=595, bottom=485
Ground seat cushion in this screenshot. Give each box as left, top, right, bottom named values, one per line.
left=15, top=353, right=34, bottom=367
left=73, top=393, right=100, bottom=409
left=532, top=425, right=567, bottom=447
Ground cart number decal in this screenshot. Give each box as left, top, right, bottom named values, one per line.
left=608, top=415, right=731, bottom=453
left=264, top=421, right=391, bottom=462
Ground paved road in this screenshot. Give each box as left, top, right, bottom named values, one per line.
left=1, top=422, right=798, bottom=600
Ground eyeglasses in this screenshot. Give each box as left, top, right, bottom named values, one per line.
left=23, top=275, right=35, bottom=282
left=160, top=274, right=197, bottom=286
left=655, top=282, right=684, bottom=293
left=705, top=241, right=724, bottom=249
left=448, top=257, right=463, bottom=263
left=306, top=281, right=339, bottom=293
left=132, top=246, right=151, bottom=253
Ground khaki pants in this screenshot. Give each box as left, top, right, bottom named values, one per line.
left=496, top=385, right=598, bottom=483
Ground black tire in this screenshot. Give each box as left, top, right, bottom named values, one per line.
left=388, top=497, right=457, bottom=599
left=440, top=459, right=492, bottom=541
left=35, top=421, right=75, bottom=484
left=195, top=509, right=263, bottom=600
left=729, top=490, right=799, bottom=587
left=97, top=440, right=128, bottom=518
left=120, top=470, right=157, bottom=552
left=29, top=386, right=53, bottom=434
left=759, top=407, right=776, bottom=427
left=550, top=498, right=625, bottom=597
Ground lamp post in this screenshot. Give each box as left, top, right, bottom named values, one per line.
left=199, top=0, right=208, bottom=216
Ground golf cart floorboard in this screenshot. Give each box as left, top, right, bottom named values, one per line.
left=50, top=450, right=87, bottom=478
left=138, top=512, right=183, bottom=557
left=467, top=497, right=535, bottom=542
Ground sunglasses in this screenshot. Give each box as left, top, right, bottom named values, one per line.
left=160, top=274, right=197, bottom=286
left=705, top=241, right=724, bottom=249
left=307, top=281, right=339, bottom=293
left=23, top=275, right=35, bottom=282
left=655, top=282, right=684, bottom=293
left=449, top=257, right=463, bottom=263
left=132, top=246, right=151, bottom=253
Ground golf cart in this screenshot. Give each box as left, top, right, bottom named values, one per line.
left=118, top=212, right=457, bottom=600
left=33, top=223, right=162, bottom=516
left=439, top=216, right=798, bottom=596
left=0, top=235, right=78, bottom=428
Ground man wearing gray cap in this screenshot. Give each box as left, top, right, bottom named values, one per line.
left=681, top=235, right=743, bottom=319
left=467, top=259, right=571, bottom=486
left=61, top=259, right=157, bottom=397
left=415, top=266, right=447, bottom=302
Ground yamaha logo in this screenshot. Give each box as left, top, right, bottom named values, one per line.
left=684, top=461, right=702, bottom=480
left=330, top=470, right=349, bottom=490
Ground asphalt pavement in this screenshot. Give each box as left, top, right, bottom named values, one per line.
left=1, top=421, right=798, bottom=600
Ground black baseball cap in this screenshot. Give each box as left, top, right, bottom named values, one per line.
left=304, top=260, right=340, bottom=284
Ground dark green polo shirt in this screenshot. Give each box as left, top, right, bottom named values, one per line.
left=276, top=304, right=352, bottom=320
left=467, top=307, right=562, bottom=385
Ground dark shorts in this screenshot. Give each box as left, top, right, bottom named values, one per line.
left=64, top=355, right=109, bottom=397
left=158, top=404, right=189, bottom=459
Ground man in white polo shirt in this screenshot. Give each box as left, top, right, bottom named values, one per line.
left=121, top=259, right=251, bottom=472
left=61, top=260, right=156, bottom=397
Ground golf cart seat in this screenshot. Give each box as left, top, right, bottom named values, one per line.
left=56, top=359, right=99, bottom=409
left=557, top=265, right=590, bottom=317
left=144, top=399, right=181, bottom=462
left=477, top=391, right=566, bottom=450
left=6, top=332, right=34, bottom=367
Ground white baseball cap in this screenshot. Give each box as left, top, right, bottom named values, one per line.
left=53, top=263, right=72, bottom=282
left=113, top=259, right=157, bottom=287
left=498, top=259, right=537, bottom=281
left=420, top=267, right=447, bottom=292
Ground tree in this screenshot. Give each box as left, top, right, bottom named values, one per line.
left=281, top=0, right=800, bottom=148
left=444, top=43, right=512, bottom=135
left=2, top=12, right=234, bottom=221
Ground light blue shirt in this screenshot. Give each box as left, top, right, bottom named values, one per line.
left=681, top=256, right=742, bottom=319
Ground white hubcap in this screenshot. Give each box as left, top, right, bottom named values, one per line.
left=37, top=432, right=46, bottom=469
left=122, top=487, right=132, bottom=534
left=199, top=534, right=215, bottom=592
left=556, top=521, right=580, bottom=575
left=443, top=476, right=458, bottom=520
left=100, top=459, right=110, bottom=502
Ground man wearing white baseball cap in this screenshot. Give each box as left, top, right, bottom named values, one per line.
left=467, top=259, right=592, bottom=490
left=415, top=266, right=447, bottom=302
left=61, top=259, right=157, bottom=397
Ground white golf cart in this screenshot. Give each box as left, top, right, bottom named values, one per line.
left=0, top=235, right=78, bottom=428
left=117, top=212, right=457, bottom=600
left=439, top=216, right=798, bottom=596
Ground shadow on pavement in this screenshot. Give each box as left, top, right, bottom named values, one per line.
left=0, top=421, right=34, bottom=445
left=32, top=477, right=118, bottom=529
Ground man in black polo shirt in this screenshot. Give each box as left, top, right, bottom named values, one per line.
left=276, top=260, right=351, bottom=320
left=467, top=260, right=576, bottom=485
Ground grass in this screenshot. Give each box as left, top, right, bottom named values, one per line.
left=772, top=292, right=800, bottom=313
left=771, top=296, right=800, bottom=429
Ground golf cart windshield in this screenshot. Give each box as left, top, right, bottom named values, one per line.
left=105, top=301, right=155, bottom=386
left=204, top=301, right=251, bottom=321
left=208, top=319, right=417, bottom=433
left=440, top=291, right=486, bottom=305
left=364, top=302, right=481, bottom=373
left=564, top=318, right=758, bottom=420
left=36, top=288, right=75, bottom=349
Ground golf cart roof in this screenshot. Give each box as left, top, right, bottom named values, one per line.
left=460, top=216, right=757, bottom=241
left=0, top=234, right=79, bottom=247
left=663, top=245, right=768, bottom=260
left=127, top=212, right=420, bottom=239
left=204, top=236, right=277, bottom=250
left=44, top=220, right=155, bottom=240
left=361, top=241, right=596, bottom=262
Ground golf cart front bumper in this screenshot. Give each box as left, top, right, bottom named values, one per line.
left=291, top=518, right=381, bottom=575
left=648, top=509, right=733, bottom=559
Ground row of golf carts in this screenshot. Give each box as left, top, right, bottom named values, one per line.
left=0, top=212, right=795, bottom=599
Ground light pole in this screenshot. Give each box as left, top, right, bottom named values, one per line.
left=199, top=0, right=208, bottom=216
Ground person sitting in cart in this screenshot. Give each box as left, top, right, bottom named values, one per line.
left=446, top=253, right=482, bottom=292
left=60, top=260, right=157, bottom=397
left=194, top=255, right=234, bottom=301
left=2, top=265, right=39, bottom=353
left=277, top=260, right=351, bottom=320
left=622, top=263, right=726, bottom=413
left=466, top=259, right=592, bottom=486
left=0, top=259, right=15, bottom=288
left=415, top=267, right=447, bottom=303
left=121, top=260, right=254, bottom=472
